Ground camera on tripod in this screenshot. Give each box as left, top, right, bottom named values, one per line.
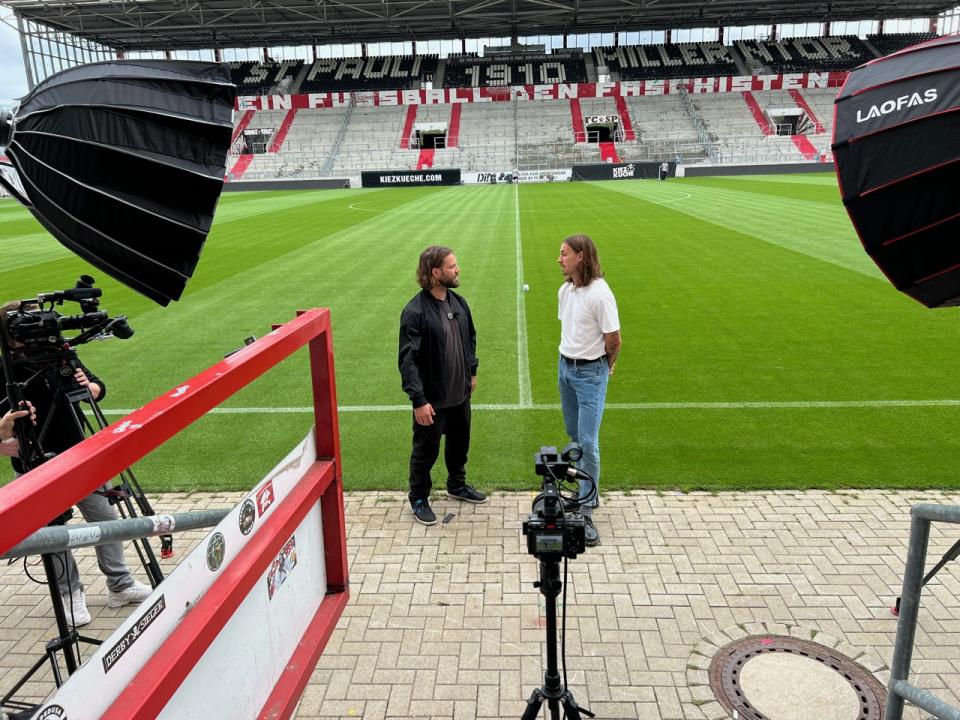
left=3, top=275, right=133, bottom=365
left=522, top=443, right=591, bottom=561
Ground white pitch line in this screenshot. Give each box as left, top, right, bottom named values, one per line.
left=99, top=399, right=960, bottom=416
left=515, top=182, right=532, bottom=408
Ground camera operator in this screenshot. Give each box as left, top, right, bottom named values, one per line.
left=1, top=300, right=151, bottom=627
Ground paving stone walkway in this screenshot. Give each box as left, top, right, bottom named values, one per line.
left=2, top=490, right=959, bottom=719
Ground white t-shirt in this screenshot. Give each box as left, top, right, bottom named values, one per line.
left=557, top=278, right=620, bottom=360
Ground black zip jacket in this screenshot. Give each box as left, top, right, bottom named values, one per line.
left=398, top=288, right=478, bottom=408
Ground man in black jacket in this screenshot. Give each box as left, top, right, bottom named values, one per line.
left=399, top=246, right=487, bottom=525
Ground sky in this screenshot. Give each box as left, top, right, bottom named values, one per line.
left=0, top=10, right=28, bottom=105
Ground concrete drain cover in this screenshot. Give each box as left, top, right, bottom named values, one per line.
left=708, top=635, right=886, bottom=720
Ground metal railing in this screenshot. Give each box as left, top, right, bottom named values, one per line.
left=678, top=87, right=719, bottom=162
left=320, top=98, right=355, bottom=175
left=886, top=503, right=960, bottom=720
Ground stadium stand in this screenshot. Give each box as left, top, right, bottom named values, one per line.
left=625, top=94, right=708, bottom=163
left=443, top=51, right=588, bottom=87
left=737, top=35, right=874, bottom=72
left=238, top=107, right=348, bottom=180
left=689, top=88, right=836, bottom=164
left=229, top=60, right=305, bottom=94
left=594, top=42, right=740, bottom=80
left=456, top=102, right=516, bottom=170
left=868, top=32, right=938, bottom=56
left=298, top=55, right=438, bottom=93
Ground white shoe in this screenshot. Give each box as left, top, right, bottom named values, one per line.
left=107, top=581, right=152, bottom=608
left=61, top=589, right=91, bottom=627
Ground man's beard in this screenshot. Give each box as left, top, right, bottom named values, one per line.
left=440, top=276, right=459, bottom=288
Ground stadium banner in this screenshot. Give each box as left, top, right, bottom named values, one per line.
left=236, top=72, right=848, bottom=110
left=572, top=162, right=673, bottom=181
left=361, top=169, right=461, bottom=187
left=462, top=169, right=571, bottom=184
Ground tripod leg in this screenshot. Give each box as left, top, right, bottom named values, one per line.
left=78, top=396, right=167, bottom=584
left=560, top=690, right=594, bottom=720
left=547, top=696, right=561, bottom=720
left=521, top=688, right=546, bottom=720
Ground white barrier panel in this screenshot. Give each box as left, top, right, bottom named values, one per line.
left=32, top=430, right=324, bottom=720
left=462, top=169, right=571, bottom=184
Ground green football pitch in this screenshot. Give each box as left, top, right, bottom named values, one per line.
left=3, top=173, right=960, bottom=494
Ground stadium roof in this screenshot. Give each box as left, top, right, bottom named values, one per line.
left=0, top=0, right=953, bottom=52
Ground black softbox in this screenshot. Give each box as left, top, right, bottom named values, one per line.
left=0, top=60, right=236, bottom=306
left=833, top=35, right=960, bottom=308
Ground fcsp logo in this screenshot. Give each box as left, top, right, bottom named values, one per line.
left=856, top=88, right=938, bottom=122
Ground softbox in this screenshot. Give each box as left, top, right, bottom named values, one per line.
left=833, top=35, right=960, bottom=308
left=0, top=60, right=236, bottom=306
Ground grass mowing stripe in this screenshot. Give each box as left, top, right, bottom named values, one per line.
left=597, top=178, right=882, bottom=280
left=515, top=182, right=532, bottom=407
left=99, top=398, right=960, bottom=414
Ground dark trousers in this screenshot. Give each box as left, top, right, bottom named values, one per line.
left=408, top=399, right=471, bottom=501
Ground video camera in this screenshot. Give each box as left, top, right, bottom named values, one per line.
left=522, top=443, right=593, bottom=561
left=2, top=275, right=133, bottom=364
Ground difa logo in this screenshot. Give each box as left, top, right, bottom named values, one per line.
left=856, top=89, right=938, bottom=123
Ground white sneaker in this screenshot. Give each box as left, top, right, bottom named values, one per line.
left=107, top=581, right=152, bottom=608
left=61, top=589, right=91, bottom=627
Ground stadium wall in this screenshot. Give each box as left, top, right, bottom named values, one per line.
left=679, top=162, right=835, bottom=177
left=222, top=178, right=351, bottom=191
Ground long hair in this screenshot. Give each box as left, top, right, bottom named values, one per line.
left=416, top=245, right=454, bottom=290
left=562, top=234, right=603, bottom=287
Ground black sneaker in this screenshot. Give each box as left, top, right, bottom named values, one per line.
left=446, top=484, right=487, bottom=504
left=410, top=497, right=437, bottom=525
left=583, top=516, right=600, bottom=547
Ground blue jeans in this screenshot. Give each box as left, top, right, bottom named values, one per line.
left=558, top=355, right=609, bottom=516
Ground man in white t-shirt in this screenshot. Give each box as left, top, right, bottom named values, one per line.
left=556, top=234, right=621, bottom=546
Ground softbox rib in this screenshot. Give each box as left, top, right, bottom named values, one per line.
left=13, top=170, right=177, bottom=305
left=16, top=131, right=225, bottom=182
left=16, top=103, right=234, bottom=131
left=11, top=139, right=211, bottom=241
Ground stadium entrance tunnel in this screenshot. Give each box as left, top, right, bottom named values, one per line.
left=687, top=625, right=888, bottom=720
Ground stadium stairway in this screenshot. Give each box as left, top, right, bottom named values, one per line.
left=614, top=96, right=636, bottom=141
left=231, top=109, right=256, bottom=143
left=788, top=89, right=825, bottom=133
left=226, top=153, right=255, bottom=180
left=447, top=104, right=461, bottom=148
left=742, top=91, right=773, bottom=135
left=399, top=104, right=417, bottom=149
left=599, top=141, right=620, bottom=163
left=570, top=98, right=586, bottom=143
left=267, top=109, right=298, bottom=153
left=790, top=134, right=820, bottom=160
left=417, top=148, right=435, bottom=169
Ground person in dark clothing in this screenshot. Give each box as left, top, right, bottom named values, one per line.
left=0, top=301, right=151, bottom=627
left=399, top=246, right=487, bottom=525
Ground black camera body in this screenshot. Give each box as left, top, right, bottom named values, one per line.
left=522, top=445, right=587, bottom=560
left=2, top=276, right=133, bottom=364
